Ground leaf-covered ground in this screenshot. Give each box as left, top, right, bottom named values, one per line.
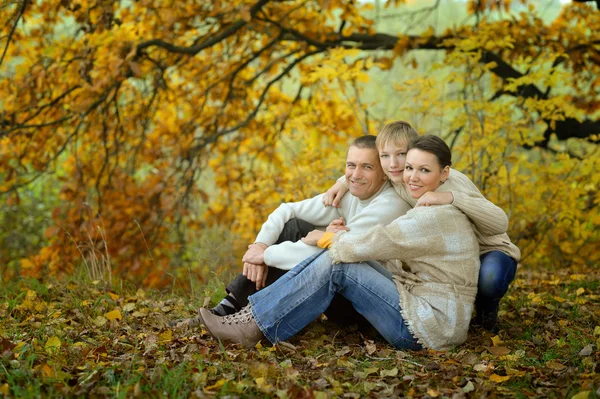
left=1, top=265, right=599, bottom=398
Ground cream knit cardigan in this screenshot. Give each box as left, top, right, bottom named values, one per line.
left=329, top=204, right=480, bottom=350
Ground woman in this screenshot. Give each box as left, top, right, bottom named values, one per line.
left=198, top=135, right=481, bottom=350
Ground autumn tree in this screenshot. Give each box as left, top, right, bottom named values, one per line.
left=1, top=0, right=599, bottom=287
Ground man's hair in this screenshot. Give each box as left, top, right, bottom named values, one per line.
left=351, top=135, right=377, bottom=150
left=376, top=121, right=419, bottom=150
left=407, top=135, right=452, bottom=168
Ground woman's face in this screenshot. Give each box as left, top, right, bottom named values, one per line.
left=403, top=149, right=449, bottom=199
left=378, top=141, right=408, bottom=185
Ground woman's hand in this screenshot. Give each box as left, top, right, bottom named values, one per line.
left=326, top=217, right=349, bottom=233
left=322, top=180, right=348, bottom=208
left=415, top=192, right=454, bottom=207
left=301, top=230, right=326, bottom=246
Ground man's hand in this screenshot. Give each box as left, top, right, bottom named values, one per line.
left=415, top=191, right=454, bottom=207
left=301, top=230, right=326, bottom=246
left=242, top=242, right=268, bottom=265
left=326, top=217, right=349, bottom=233
left=243, top=262, right=269, bottom=290
left=322, top=180, right=348, bottom=208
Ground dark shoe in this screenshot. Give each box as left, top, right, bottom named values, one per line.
left=199, top=305, right=263, bottom=349
left=475, top=308, right=500, bottom=334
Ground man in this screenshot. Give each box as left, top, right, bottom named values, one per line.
left=212, top=135, right=411, bottom=317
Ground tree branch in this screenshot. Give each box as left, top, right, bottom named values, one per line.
left=135, top=0, right=271, bottom=56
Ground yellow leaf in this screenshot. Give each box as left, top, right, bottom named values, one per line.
left=44, top=336, right=61, bottom=353
left=255, top=377, right=271, bottom=390
left=108, top=292, right=119, bottom=301
left=94, top=316, right=108, bottom=327
left=158, top=329, right=172, bottom=343
left=489, top=374, right=511, bottom=383
left=571, top=391, right=590, bottom=399
left=0, top=383, right=8, bottom=395
left=594, top=326, right=600, bottom=336
left=105, top=309, right=122, bottom=321
left=576, top=288, right=585, bottom=296
left=427, top=388, right=440, bottom=397
left=552, top=296, right=566, bottom=303
left=204, top=378, right=226, bottom=391
left=491, top=335, right=503, bottom=346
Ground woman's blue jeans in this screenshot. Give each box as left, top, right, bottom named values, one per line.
left=476, top=251, right=518, bottom=314
left=248, top=251, right=422, bottom=350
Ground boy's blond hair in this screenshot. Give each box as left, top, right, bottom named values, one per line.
left=375, top=121, right=419, bottom=150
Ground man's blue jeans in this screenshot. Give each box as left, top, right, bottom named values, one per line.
left=476, top=251, right=518, bottom=314
left=248, top=251, right=422, bottom=350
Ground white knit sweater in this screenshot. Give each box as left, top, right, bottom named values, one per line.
left=255, top=181, right=411, bottom=270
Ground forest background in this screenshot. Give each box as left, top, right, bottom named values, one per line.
left=0, top=0, right=599, bottom=397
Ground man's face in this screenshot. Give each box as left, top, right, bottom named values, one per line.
left=345, top=146, right=387, bottom=200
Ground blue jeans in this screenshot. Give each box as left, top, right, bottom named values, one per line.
left=476, top=251, right=517, bottom=313
left=248, top=251, right=422, bottom=350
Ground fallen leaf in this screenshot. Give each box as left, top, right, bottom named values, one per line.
left=489, top=374, right=510, bottom=383
left=204, top=379, right=226, bottom=391
left=364, top=340, right=376, bottom=355
left=460, top=352, right=479, bottom=365
left=576, top=287, right=585, bottom=296
left=545, top=361, right=566, bottom=371
left=255, top=377, right=271, bottom=390
left=579, top=344, right=593, bottom=356
left=123, top=303, right=136, bottom=312
left=593, top=326, right=600, bottom=336
left=473, top=363, right=488, bottom=372
left=0, top=384, right=8, bottom=396
left=427, top=388, right=440, bottom=397
left=108, top=292, right=119, bottom=301
left=40, top=363, right=54, bottom=378
left=380, top=367, right=398, bottom=377
left=487, top=346, right=511, bottom=356
left=462, top=381, right=475, bottom=393
left=105, top=309, right=122, bottom=321
left=158, top=329, right=172, bottom=344
left=93, top=316, right=108, bottom=327
left=44, top=336, right=61, bottom=353
left=491, top=335, right=503, bottom=346
left=571, top=391, right=590, bottom=399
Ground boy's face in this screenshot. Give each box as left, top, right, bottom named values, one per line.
left=378, top=140, right=408, bottom=185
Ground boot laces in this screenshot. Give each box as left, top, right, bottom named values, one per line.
left=221, top=305, right=253, bottom=325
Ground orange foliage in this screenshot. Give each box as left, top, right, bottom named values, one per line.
left=1, top=0, right=599, bottom=286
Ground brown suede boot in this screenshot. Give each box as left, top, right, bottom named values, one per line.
left=199, top=305, right=263, bottom=349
